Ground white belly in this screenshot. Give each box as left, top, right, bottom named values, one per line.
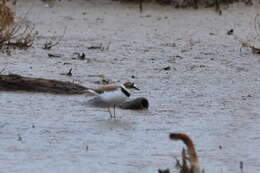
left=99, top=90, right=128, bottom=106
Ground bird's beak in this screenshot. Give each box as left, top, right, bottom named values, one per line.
left=133, top=85, right=140, bottom=90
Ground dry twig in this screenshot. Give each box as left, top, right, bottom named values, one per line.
left=42, top=27, right=67, bottom=50
left=240, top=40, right=260, bottom=54
left=0, top=66, right=6, bottom=74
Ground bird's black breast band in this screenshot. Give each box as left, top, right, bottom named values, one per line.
left=121, top=87, right=130, bottom=97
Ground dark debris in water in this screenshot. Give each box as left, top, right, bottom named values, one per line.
left=87, top=42, right=110, bottom=51
left=239, top=40, right=260, bottom=55
left=227, top=29, right=234, bottom=35
left=17, top=134, right=22, bottom=141
left=163, top=66, right=171, bottom=71
left=72, top=52, right=88, bottom=61
left=60, top=68, right=73, bottom=76
left=94, top=79, right=112, bottom=85
left=66, top=68, right=72, bottom=76
left=158, top=169, right=170, bottom=173
left=240, top=161, right=244, bottom=173
left=48, top=53, right=62, bottom=58
left=42, top=27, right=66, bottom=50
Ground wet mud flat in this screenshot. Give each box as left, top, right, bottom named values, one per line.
left=0, top=0, right=260, bottom=173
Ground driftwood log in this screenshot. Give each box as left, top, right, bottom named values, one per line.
left=88, top=96, right=149, bottom=110
left=0, top=74, right=88, bottom=94
left=121, top=0, right=255, bottom=8
left=119, top=97, right=149, bottom=109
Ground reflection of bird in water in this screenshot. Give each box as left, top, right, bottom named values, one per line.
left=87, top=82, right=139, bottom=118
left=42, top=0, right=56, bottom=8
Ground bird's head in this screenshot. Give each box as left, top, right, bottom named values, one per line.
left=123, top=82, right=140, bottom=90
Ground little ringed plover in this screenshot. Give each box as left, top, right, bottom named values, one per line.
left=88, top=82, right=139, bottom=118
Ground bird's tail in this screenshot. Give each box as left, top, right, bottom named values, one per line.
left=87, top=89, right=99, bottom=96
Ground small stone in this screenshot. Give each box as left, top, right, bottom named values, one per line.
left=17, top=134, right=22, bottom=141
left=163, top=66, right=171, bottom=71
left=227, top=29, right=234, bottom=35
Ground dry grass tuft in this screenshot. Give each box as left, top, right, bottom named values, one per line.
left=0, top=3, right=37, bottom=54
left=0, top=2, right=14, bottom=30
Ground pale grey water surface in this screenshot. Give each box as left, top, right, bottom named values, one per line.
left=0, top=0, right=260, bottom=173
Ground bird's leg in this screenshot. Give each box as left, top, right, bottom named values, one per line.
left=107, top=107, right=113, bottom=118
left=113, top=104, right=116, bottom=118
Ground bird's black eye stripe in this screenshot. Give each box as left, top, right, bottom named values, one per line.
left=121, top=87, right=130, bottom=97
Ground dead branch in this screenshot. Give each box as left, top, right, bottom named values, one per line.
left=0, top=66, right=6, bottom=74
left=42, top=27, right=67, bottom=50
left=239, top=40, right=260, bottom=54
left=139, top=0, right=142, bottom=12
left=165, top=133, right=204, bottom=173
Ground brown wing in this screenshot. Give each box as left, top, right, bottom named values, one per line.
left=93, top=85, right=120, bottom=94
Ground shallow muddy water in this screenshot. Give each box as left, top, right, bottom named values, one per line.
left=0, top=0, right=260, bottom=173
